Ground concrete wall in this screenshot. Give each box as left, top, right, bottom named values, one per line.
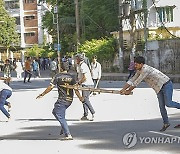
left=146, top=39, right=180, bottom=74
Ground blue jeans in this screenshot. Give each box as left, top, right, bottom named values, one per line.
left=52, top=102, right=70, bottom=136
left=157, top=80, right=180, bottom=124
left=82, top=85, right=95, bottom=117
left=0, top=89, right=12, bottom=118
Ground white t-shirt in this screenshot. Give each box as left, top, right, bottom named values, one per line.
left=0, top=80, right=12, bottom=91
left=77, top=62, right=94, bottom=86
left=91, top=61, right=102, bottom=79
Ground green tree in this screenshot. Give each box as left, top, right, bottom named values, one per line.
left=78, top=37, right=117, bottom=63
left=42, top=0, right=119, bottom=54
left=0, top=0, right=19, bottom=54
left=81, top=0, right=119, bottom=40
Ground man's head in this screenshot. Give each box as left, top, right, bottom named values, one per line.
left=75, top=53, right=84, bottom=64
left=92, top=55, right=97, bottom=63
left=134, top=56, right=145, bottom=70
left=60, top=62, right=68, bottom=72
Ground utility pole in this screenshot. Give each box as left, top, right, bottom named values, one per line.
left=54, top=5, right=61, bottom=73
left=143, top=0, right=148, bottom=56
left=118, top=0, right=124, bottom=72
left=75, top=0, right=80, bottom=51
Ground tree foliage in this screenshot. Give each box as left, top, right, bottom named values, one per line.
left=42, top=0, right=119, bottom=55
left=81, top=0, right=118, bottom=40
left=78, top=37, right=117, bottom=63
left=0, top=0, right=19, bottom=49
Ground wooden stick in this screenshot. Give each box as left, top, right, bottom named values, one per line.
left=60, top=85, right=133, bottom=95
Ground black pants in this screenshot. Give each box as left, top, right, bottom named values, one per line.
left=24, top=70, right=32, bottom=82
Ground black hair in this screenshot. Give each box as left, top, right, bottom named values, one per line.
left=134, top=56, right=145, bottom=64
left=60, top=62, right=68, bottom=72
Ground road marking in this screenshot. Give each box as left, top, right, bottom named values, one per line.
left=149, top=131, right=180, bottom=139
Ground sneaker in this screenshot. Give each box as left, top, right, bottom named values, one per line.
left=61, top=135, right=73, bottom=141
left=80, top=116, right=89, bottom=121
left=174, top=124, right=180, bottom=128
left=8, top=103, right=11, bottom=112
left=160, top=123, right=170, bottom=132
left=90, top=114, right=94, bottom=121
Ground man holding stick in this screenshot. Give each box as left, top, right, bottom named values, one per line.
left=36, top=63, right=84, bottom=140
left=120, top=56, right=180, bottom=131
left=76, top=53, right=95, bottom=121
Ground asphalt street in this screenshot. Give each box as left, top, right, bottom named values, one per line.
left=0, top=77, right=180, bottom=154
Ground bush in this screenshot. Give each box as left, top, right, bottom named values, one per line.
left=78, top=37, right=117, bottom=63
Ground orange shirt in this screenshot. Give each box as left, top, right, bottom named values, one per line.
left=25, top=60, right=31, bottom=71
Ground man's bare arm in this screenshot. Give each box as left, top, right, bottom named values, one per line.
left=36, top=85, right=54, bottom=99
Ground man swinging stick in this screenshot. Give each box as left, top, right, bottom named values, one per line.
left=36, top=64, right=84, bottom=140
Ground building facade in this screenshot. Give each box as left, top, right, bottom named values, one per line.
left=112, top=0, right=180, bottom=46
left=4, top=0, right=51, bottom=48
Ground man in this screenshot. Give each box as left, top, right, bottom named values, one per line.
left=0, top=77, right=12, bottom=121
left=76, top=53, right=95, bottom=121
left=36, top=64, right=83, bottom=140
left=91, top=55, right=102, bottom=95
left=3, top=59, right=13, bottom=85
left=24, top=57, right=32, bottom=83
left=120, top=56, right=180, bottom=131
left=50, top=58, right=57, bottom=77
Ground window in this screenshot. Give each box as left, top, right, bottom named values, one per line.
left=15, top=17, right=20, bottom=25
left=24, top=0, right=35, bottom=3
left=25, top=32, right=35, bottom=37
left=157, top=7, right=174, bottom=23
left=5, top=1, right=20, bottom=9
left=25, top=16, right=35, bottom=20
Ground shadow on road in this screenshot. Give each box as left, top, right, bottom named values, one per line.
left=1, top=115, right=180, bottom=152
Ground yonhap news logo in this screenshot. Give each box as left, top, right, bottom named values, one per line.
left=123, top=132, right=137, bottom=148
left=123, top=132, right=180, bottom=149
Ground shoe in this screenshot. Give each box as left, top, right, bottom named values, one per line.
left=28, top=81, right=31, bottom=83
left=80, top=116, right=89, bottom=121
left=174, top=124, right=180, bottom=128
left=8, top=103, right=11, bottom=112
left=90, top=114, right=94, bottom=121
left=61, top=135, right=73, bottom=141
left=160, top=123, right=170, bottom=132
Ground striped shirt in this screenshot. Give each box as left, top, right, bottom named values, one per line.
left=127, top=64, right=170, bottom=94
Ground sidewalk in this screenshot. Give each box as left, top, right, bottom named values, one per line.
left=101, top=72, right=180, bottom=83
left=3, top=70, right=180, bottom=83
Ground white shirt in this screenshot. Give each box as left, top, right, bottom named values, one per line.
left=91, top=61, right=102, bottom=79
left=77, top=61, right=94, bottom=86
left=127, top=64, right=170, bottom=94
left=0, top=80, right=12, bottom=91
left=50, top=61, right=57, bottom=71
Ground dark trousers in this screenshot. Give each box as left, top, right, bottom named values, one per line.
left=24, top=70, right=32, bottom=82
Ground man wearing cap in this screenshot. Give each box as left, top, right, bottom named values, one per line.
left=75, top=53, right=95, bottom=121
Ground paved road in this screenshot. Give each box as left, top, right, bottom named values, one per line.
left=0, top=78, right=180, bottom=154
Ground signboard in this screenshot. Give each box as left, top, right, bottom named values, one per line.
left=54, top=43, right=61, bottom=51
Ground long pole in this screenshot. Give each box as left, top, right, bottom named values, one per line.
left=143, top=0, right=148, bottom=56
left=75, top=0, right=80, bottom=51
left=118, top=0, right=124, bottom=72
left=56, top=12, right=61, bottom=73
